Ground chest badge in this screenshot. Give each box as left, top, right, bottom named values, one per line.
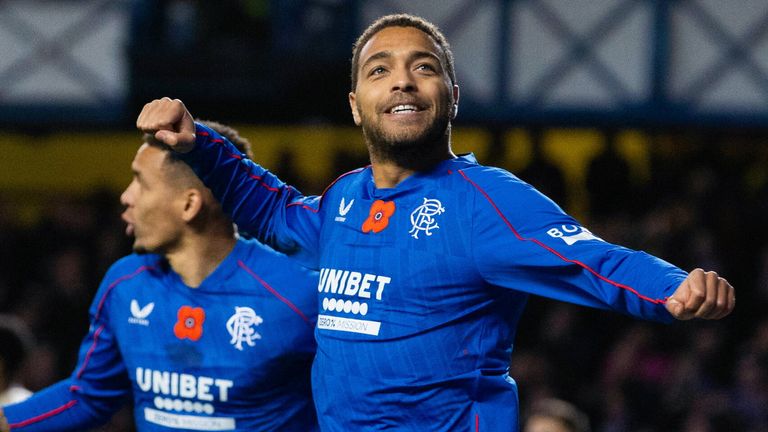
left=174, top=306, right=205, bottom=341
left=362, top=200, right=395, bottom=233
left=226, top=306, right=263, bottom=350
left=335, top=197, right=354, bottom=222
left=129, top=299, right=154, bottom=326
left=409, top=198, right=445, bottom=239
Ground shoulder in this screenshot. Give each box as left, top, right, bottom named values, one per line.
left=322, top=166, right=369, bottom=197
left=237, top=238, right=318, bottom=277
left=91, top=254, right=163, bottom=318
left=282, top=166, right=367, bottom=216
left=102, top=253, right=164, bottom=286
left=456, top=160, right=521, bottom=183
left=238, top=237, right=285, bottom=260
left=455, top=162, right=564, bottom=215
left=454, top=161, right=531, bottom=194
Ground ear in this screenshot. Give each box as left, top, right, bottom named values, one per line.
left=180, top=188, right=204, bottom=223
left=349, top=92, right=361, bottom=126
left=451, top=84, right=460, bottom=119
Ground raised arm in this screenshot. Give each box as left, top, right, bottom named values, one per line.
left=136, top=98, right=322, bottom=265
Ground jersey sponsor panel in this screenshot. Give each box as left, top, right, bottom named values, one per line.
left=546, top=224, right=604, bottom=245
left=316, top=267, right=391, bottom=335
left=144, top=408, right=236, bottom=431
left=317, top=314, right=381, bottom=336
left=317, top=268, right=390, bottom=300
left=136, top=367, right=234, bottom=404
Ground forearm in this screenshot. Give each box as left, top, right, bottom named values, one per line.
left=3, top=381, right=118, bottom=431
left=180, top=123, right=310, bottom=252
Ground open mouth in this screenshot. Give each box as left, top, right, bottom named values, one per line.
left=384, top=101, right=428, bottom=115
left=388, top=104, right=420, bottom=114
left=122, top=213, right=135, bottom=237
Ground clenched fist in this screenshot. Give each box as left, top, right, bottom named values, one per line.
left=666, top=268, right=734, bottom=320
left=136, top=97, right=197, bottom=153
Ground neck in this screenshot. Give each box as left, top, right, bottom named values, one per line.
left=370, top=161, right=416, bottom=189
left=368, top=138, right=455, bottom=189
left=165, top=228, right=237, bottom=288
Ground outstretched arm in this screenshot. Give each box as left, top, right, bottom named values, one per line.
left=467, top=166, right=734, bottom=322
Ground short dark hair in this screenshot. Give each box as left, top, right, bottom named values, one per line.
left=142, top=121, right=254, bottom=190
left=0, top=315, right=33, bottom=379
left=350, top=14, right=456, bottom=91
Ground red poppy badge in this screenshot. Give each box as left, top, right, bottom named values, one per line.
left=362, top=200, right=396, bottom=233
left=174, top=306, right=205, bottom=341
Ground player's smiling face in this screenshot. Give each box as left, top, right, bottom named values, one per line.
left=120, top=144, right=185, bottom=254
left=349, top=26, right=458, bottom=152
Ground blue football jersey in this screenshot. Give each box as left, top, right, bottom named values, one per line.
left=4, top=237, right=319, bottom=431
left=178, top=123, right=687, bottom=431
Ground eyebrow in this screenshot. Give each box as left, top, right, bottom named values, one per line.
left=361, top=50, right=442, bottom=71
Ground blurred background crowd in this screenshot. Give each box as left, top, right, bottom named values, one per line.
left=1, top=1, right=767, bottom=431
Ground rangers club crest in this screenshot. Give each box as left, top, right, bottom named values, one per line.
left=226, top=306, right=263, bottom=350
left=409, top=198, right=445, bottom=239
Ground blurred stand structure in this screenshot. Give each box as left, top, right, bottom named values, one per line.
left=2, top=0, right=767, bottom=127
left=1, top=1, right=767, bottom=431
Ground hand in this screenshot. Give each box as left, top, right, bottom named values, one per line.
left=0, top=406, right=10, bottom=432
left=666, top=268, right=734, bottom=320
left=136, top=97, right=197, bottom=153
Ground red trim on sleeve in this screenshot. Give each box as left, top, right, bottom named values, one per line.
left=9, top=400, right=78, bottom=429
left=202, top=128, right=283, bottom=194
left=222, top=149, right=282, bottom=193
left=318, top=167, right=367, bottom=198
left=475, top=413, right=480, bottom=431
left=76, top=265, right=154, bottom=380
left=94, top=265, right=155, bottom=321
left=459, top=170, right=666, bottom=305
left=285, top=167, right=367, bottom=214
left=285, top=201, right=320, bottom=213
left=202, top=124, right=368, bottom=213
left=76, top=325, right=105, bottom=379
left=237, top=260, right=311, bottom=324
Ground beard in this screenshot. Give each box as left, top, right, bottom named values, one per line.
left=359, top=102, right=452, bottom=169
left=132, top=239, right=150, bottom=255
